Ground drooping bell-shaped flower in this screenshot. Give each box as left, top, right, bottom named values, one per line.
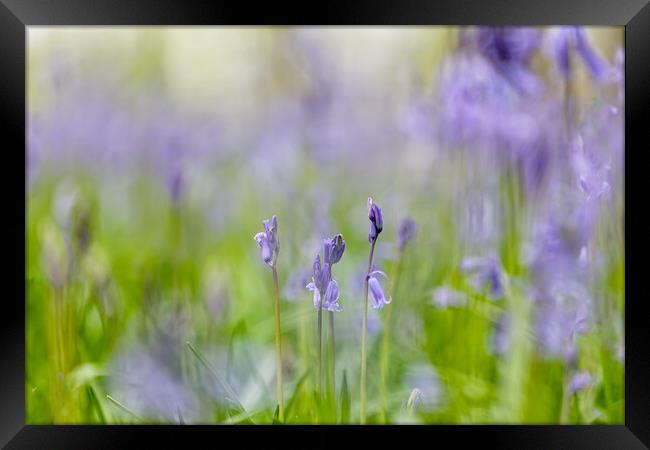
left=322, top=279, right=342, bottom=312
left=306, top=252, right=344, bottom=312
left=367, top=270, right=391, bottom=310
left=253, top=215, right=280, bottom=267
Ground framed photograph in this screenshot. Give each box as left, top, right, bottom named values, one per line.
left=2, top=0, right=649, bottom=448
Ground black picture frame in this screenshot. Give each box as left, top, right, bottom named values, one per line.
left=2, top=0, right=649, bottom=448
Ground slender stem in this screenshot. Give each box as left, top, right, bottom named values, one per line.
left=360, top=239, right=377, bottom=424
left=329, top=311, right=336, bottom=398
left=380, top=250, right=404, bottom=423
left=317, top=307, right=322, bottom=398
left=271, top=266, right=284, bottom=422
left=560, top=365, right=572, bottom=424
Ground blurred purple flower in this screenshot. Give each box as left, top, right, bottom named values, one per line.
left=568, top=371, right=594, bottom=394
left=476, top=27, right=542, bottom=95
left=283, top=268, right=310, bottom=301
left=109, top=346, right=201, bottom=422
left=546, top=27, right=609, bottom=82
left=397, top=217, right=417, bottom=252
left=253, top=215, right=280, bottom=267
left=534, top=280, right=591, bottom=362
left=460, top=254, right=504, bottom=300
left=431, top=286, right=468, bottom=309
left=489, top=313, right=512, bottom=356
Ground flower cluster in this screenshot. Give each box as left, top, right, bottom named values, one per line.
left=306, top=234, right=346, bottom=312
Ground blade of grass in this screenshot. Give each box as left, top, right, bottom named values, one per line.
left=86, top=384, right=106, bottom=424
left=284, top=369, right=311, bottom=421
left=186, top=341, right=248, bottom=417
left=106, top=394, right=144, bottom=422
left=340, top=370, right=350, bottom=424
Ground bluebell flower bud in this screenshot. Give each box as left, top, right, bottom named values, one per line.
left=368, top=197, right=383, bottom=243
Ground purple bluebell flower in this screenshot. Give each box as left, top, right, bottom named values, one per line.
left=460, top=255, right=504, bottom=300
left=534, top=280, right=591, bottom=362
left=477, top=27, right=541, bottom=66
left=253, top=215, right=280, bottom=267
left=368, top=197, right=383, bottom=243
left=307, top=254, right=328, bottom=310
left=108, top=346, right=201, bottom=422
left=476, top=26, right=542, bottom=95
left=546, top=27, right=609, bottom=82
left=323, top=233, right=346, bottom=265
left=397, top=218, right=417, bottom=252
left=306, top=244, right=344, bottom=312
left=167, top=164, right=184, bottom=205
left=431, top=286, right=468, bottom=309
left=367, top=270, right=391, bottom=310
left=283, top=268, right=310, bottom=302
left=568, top=371, right=593, bottom=394
left=322, top=279, right=342, bottom=312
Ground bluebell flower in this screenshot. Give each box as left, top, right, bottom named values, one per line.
left=397, top=218, right=417, bottom=252
left=568, top=371, right=593, bottom=394
left=546, top=27, right=609, bottom=82
left=322, top=279, right=342, bottom=312
left=367, top=270, right=391, bottom=310
left=306, top=248, right=343, bottom=312
left=324, top=233, right=346, bottom=265
left=253, top=215, right=280, bottom=267
left=368, top=197, right=383, bottom=243
left=460, top=255, right=504, bottom=300
left=431, top=286, right=468, bottom=309
left=476, top=26, right=542, bottom=95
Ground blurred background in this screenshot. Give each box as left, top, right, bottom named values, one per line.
left=27, top=27, right=624, bottom=424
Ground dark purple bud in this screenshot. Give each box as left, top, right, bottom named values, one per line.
left=368, top=197, right=384, bottom=243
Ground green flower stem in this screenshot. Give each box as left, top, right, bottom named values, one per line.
left=329, top=310, right=336, bottom=397
left=317, top=306, right=323, bottom=398
left=271, top=265, right=284, bottom=422
left=360, top=239, right=377, bottom=424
